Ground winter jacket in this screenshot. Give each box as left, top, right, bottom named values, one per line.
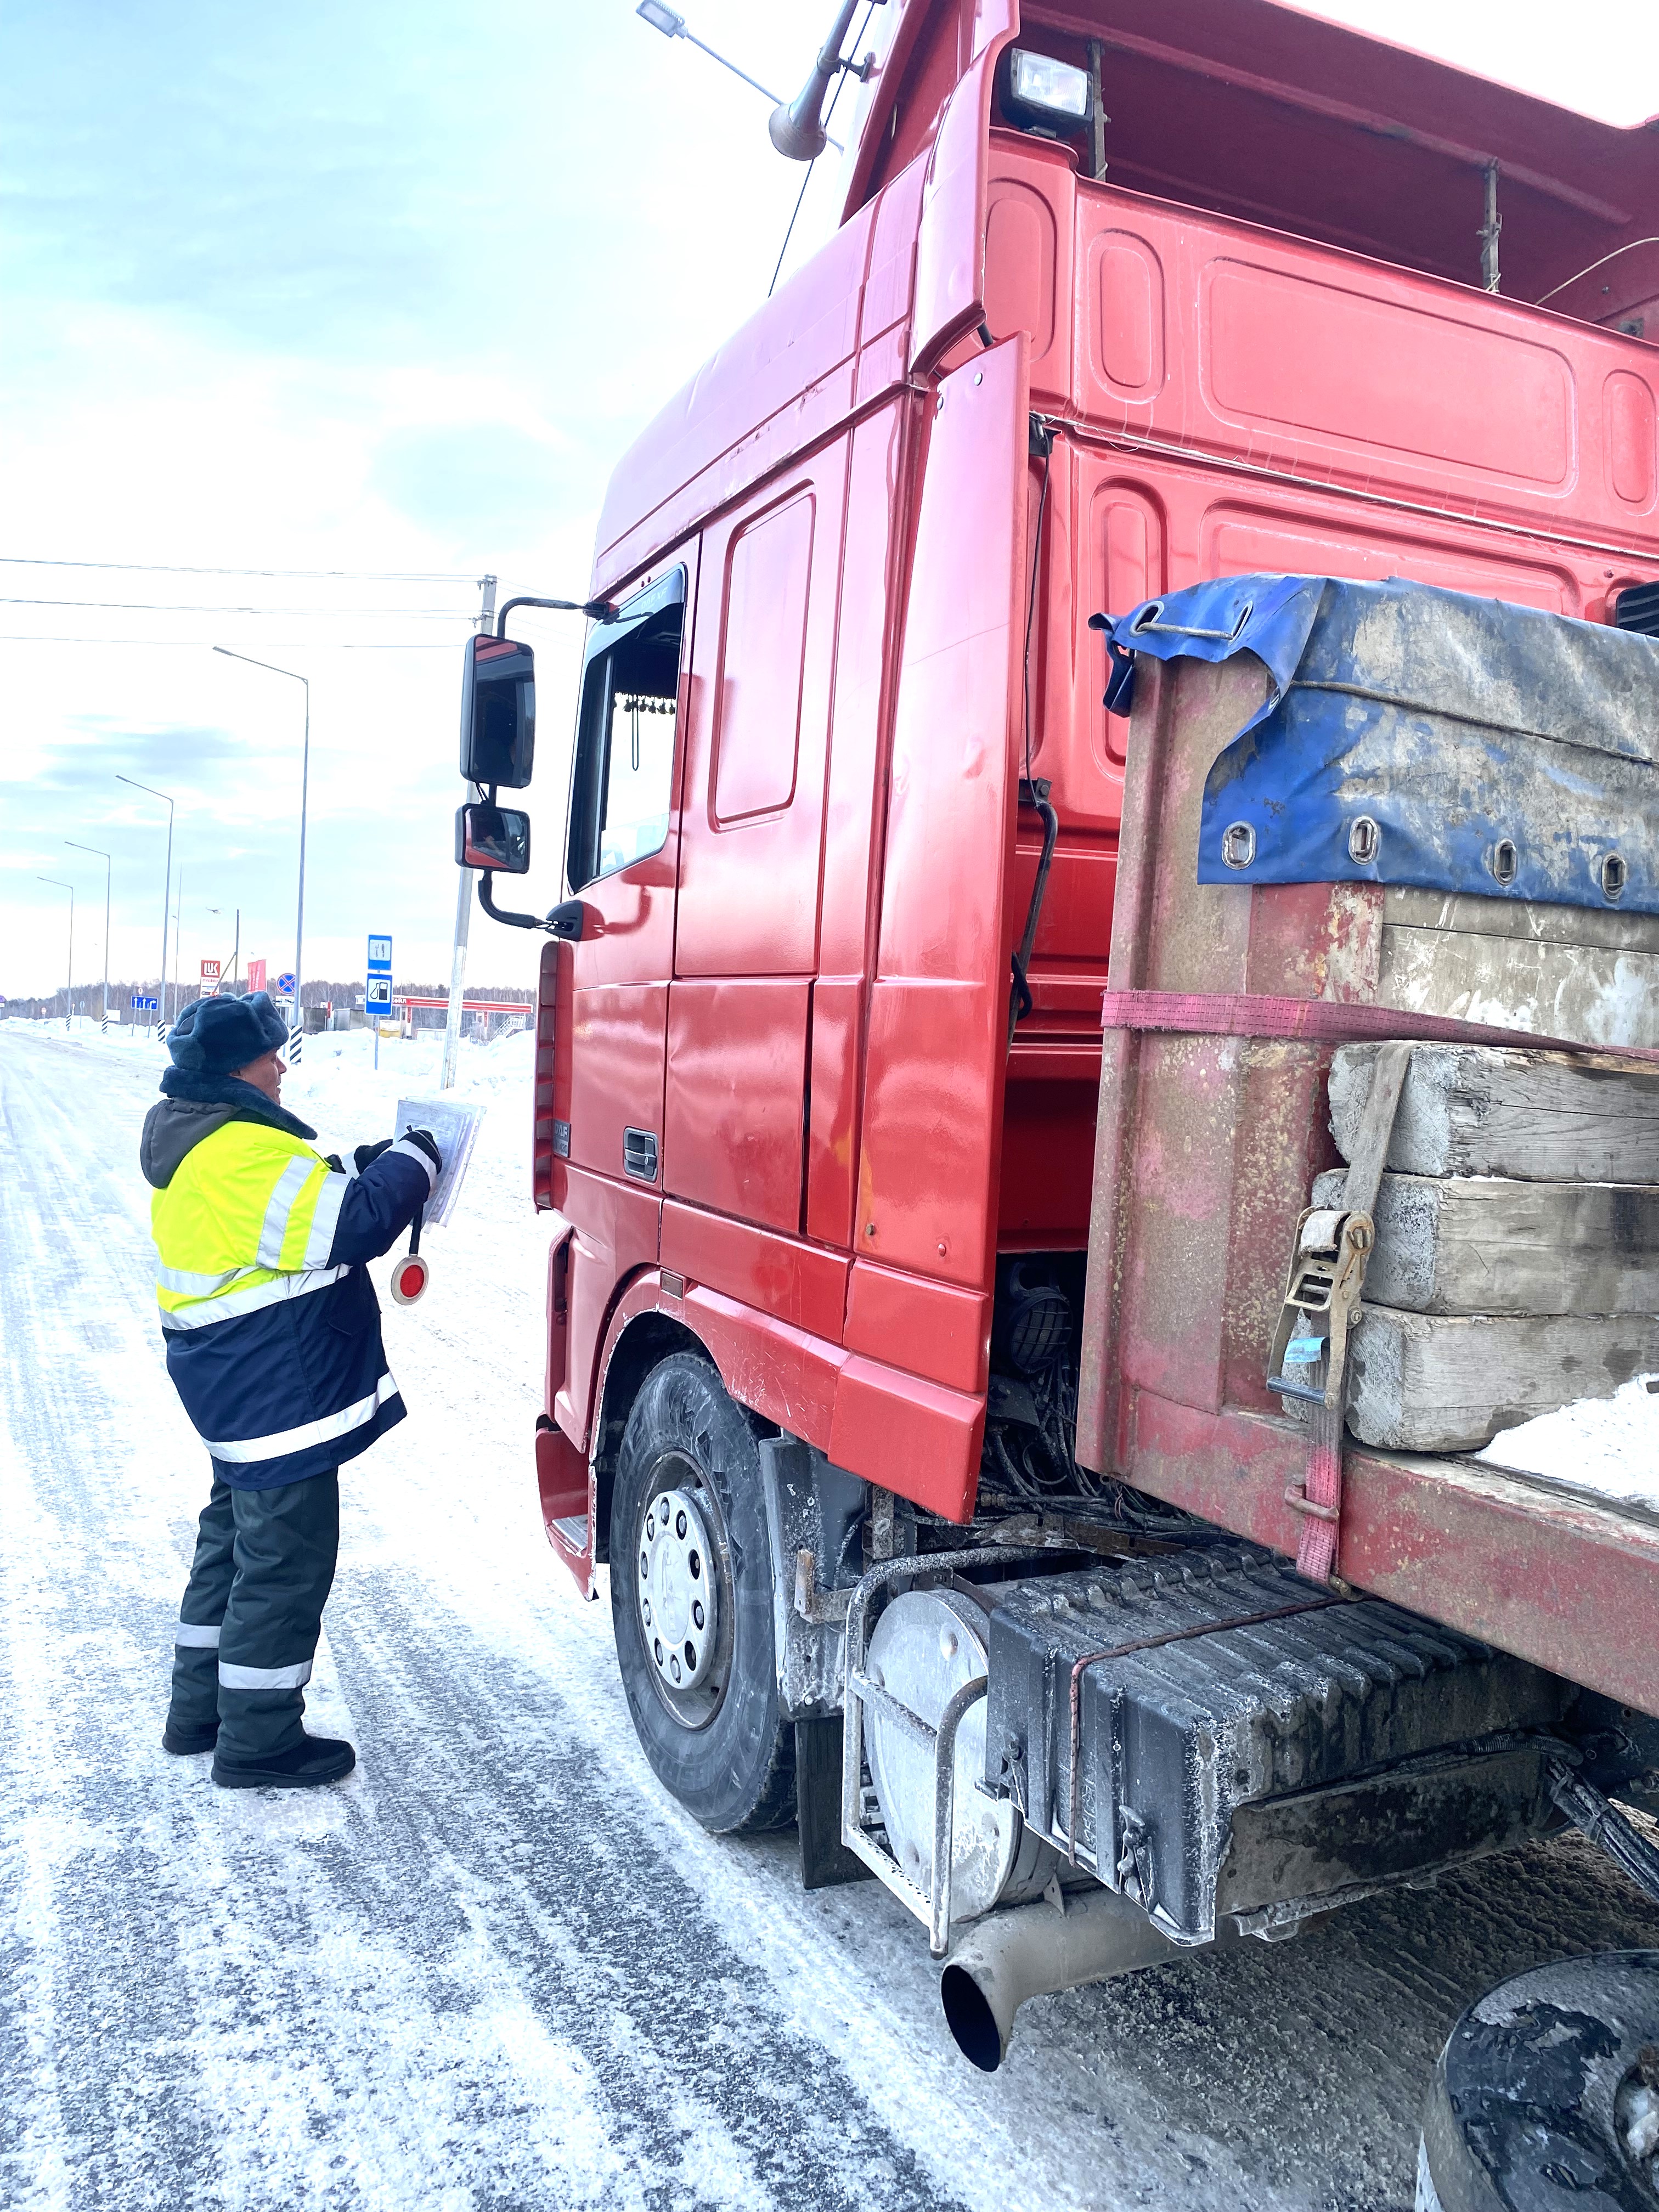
left=141, top=1070, right=436, bottom=1487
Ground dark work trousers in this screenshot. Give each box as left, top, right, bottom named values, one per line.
left=169, top=1470, right=341, bottom=1762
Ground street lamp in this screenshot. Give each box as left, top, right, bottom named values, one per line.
left=635, top=3, right=781, bottom=101
left=214, top=648, right=309, bottom=1053
left=633, top=3, right=848, bottom=153
left=206, top=906, right=241, bottom=989
left=115, top=774, right=176, bottom=1024
left=38, top=877, right=74, bottom=1030
left=65, top=840, right=111, bottom=1026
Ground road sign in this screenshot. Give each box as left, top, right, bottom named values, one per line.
left=246, top=958, right=267, bottom=996
left=276, top=972, right=296, bottom=997
left=366, top=932, right=393, bottom=1013
left=130, top=994, right=157, bottom=1013
left=200, top=958, right=221, bottom=986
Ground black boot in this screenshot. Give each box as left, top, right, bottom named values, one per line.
left=212, top=1733, right=357, bottom=1790
left=162, top=1718, right=220, bottom=1755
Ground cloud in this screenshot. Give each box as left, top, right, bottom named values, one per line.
left=371, top=422, right=588, bottom=541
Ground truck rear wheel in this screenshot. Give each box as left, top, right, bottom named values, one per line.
left=1419, top=1951, right=1659, bottom=2211
left=609, top=1351, right=794, bottom=1834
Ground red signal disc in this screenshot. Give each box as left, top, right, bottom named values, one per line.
left=390, top=1254, right=429, bottom=1305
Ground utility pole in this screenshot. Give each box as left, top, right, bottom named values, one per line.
left=65, top=841, right=111, bottom=1026
left=442, top=573, right=498, bottom=1090
left=173, top=869, right=185, bottom=1016
left=38, top=878, right=74, bottom=1029
left=116, top=774, right=176, bottom=1028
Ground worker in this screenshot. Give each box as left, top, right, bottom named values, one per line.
left=140, top=989, right=442, bottom=1790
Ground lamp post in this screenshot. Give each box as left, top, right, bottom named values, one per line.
left=115, top=774, right=176, bottom=1023
left=214, top=648, right=309, bottom=1053
left=65, top=840, right=111, bottom=1027
left=206, top=906, right=241, bottom=989
left=442, top=575, right=498, bottom=1090
left=38, top=878, right=74, bottom=1030
left=634, top=3, right=843, bottom=148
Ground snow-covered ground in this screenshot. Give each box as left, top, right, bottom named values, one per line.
left=5, top=1019, right=1659, bottom=2212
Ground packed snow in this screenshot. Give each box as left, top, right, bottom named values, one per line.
left=5, top=1017, right=1659, bottom=2212
left=1478, top=1372, right=1659, bottom=1520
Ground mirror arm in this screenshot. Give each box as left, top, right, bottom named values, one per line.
left=475, top=871, right=544, bottom=932
left=495, top=593, right=616, bottom=636
left=474, top=874, right=585, bottom=939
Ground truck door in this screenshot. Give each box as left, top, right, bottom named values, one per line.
left=562, top=556, right=693, bottom=1199
left=665, top=443, right=849, bottom=1233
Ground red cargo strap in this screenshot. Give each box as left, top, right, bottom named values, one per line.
left=1098, top=990, right=1659, bottom=1582
left=1100, top=989, right=1659, bottom=1064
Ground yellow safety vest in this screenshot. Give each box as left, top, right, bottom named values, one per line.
left=152, top=1121, right=351, bottom=1332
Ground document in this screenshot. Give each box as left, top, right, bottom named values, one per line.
left=393, top=1096, right=486, bottom=1227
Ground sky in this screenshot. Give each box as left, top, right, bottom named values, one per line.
left=3, top=0, right=1657, bottom=1004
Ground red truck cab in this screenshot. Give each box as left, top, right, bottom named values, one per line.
left=457, top=0, right=1659, bottom=2109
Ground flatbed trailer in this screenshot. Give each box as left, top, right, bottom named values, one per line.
left=448, top=2, right=1659, bottom=2196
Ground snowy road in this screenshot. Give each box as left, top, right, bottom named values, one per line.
left=5, top=1023, right=1659, bottom=2212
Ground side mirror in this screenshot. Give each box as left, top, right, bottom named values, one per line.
left=455, top=802, right=531, bottom=874
left=459, top=633, right=536, bottom=788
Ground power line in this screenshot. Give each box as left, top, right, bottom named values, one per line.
left=0, top=596, right=475, bottom=615
left=767, top=1, right=878, bottom=299
left=0, top=634, right=464, bottom=648
left=0, top=555, right=480, bottom=582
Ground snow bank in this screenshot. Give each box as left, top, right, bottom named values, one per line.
left=1477, top=1372, right=1659, bottom=1518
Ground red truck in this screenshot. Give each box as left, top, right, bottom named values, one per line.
left=454, top=2, right=1659, bottom=2194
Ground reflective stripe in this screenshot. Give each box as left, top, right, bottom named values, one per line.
left=302, top=1173, right=347, bottom=1268
left=160, top=1264, right=348, bottom=1333
left=257, top=1156, right=314, bottom=1269
left=156, top=1262, right=262, bottom=1296
left=201, top=1370, right=399, bottom=1464
left=174, top=1621, right=221, bottom=1648
left=218, top=1658, right=312, bottom=1691
left=391, top=1134, right=439, bottom=1195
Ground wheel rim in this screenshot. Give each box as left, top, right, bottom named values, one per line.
left=634, top=1449, right=732, bottom=1730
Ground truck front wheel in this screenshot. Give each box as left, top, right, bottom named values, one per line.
left=609, top=1351, right=795, bottom=1833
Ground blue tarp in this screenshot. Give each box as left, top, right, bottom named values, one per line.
left=1105, top=575, right=1659, bottom=917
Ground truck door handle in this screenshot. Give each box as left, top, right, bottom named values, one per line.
left=623, top=1128, right=659, bottom=1183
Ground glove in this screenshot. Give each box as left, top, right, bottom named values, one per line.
left=353, top=1137, right=394, bottom=1174
left=403, top=1127, right=443, bottom=1177
left=323, top=1152, right=343, bottom=1173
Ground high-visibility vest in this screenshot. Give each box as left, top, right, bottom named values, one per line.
left=149, top=1120, right=429, bottom=1486
left=153, top=1121, right=349, bottom=1330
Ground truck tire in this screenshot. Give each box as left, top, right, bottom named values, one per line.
left=1419, top=1951, right=1659, bottom=2212
left=609, top=1351, right=795, bottom=1835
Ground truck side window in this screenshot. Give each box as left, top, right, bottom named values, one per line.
left=567, top=571, right=686, bottom=891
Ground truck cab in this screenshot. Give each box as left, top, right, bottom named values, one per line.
left=458, top=0, right=1659, bottom=2091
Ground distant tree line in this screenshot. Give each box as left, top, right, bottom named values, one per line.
left=7, top=978, right=536, bottom=1024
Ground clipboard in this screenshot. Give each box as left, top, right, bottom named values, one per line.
left=393, top=1096, right=486, bottom=1226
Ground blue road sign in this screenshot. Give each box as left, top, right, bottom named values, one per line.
left=276, top=972, right=296, bottom=997
left=366, top=932, right=393, bottom=1011
left=131, top=994, right=157, bottom=1013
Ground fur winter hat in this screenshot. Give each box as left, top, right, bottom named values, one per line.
left=165, top=990, right=289, bottom=1077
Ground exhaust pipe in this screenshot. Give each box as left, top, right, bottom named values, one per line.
left=940, top=1889, right=1232, bottom=2072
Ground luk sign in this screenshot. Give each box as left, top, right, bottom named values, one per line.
left=200, top=958, right=221, bottom=988
left=366, top=933, right=392, bottom=1013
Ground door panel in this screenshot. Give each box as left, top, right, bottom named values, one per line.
left=855, top=338, right=1028, bottom=1291
left=663, top=978, right=810, bottom=1232
left=568, top=982, right=669, bottom=1184
left=667, top=444, right=850, bottom=1233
